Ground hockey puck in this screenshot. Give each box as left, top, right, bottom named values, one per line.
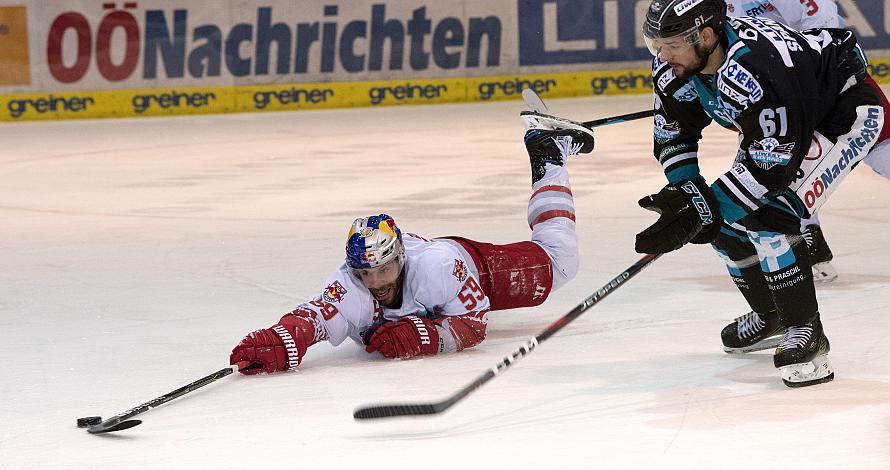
left=77, top=416, right=102, bottom=428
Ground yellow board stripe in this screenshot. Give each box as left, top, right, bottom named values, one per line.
left=3, top=60, right=890, bottom=121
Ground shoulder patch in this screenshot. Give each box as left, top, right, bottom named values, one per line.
left=654, top=114, right=682, bottom=143
left=452, top=259, right=468, bottom=282
left=323, top=280, right=348, bottom=303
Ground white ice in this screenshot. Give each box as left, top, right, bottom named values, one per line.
left=2, top=93, right=889, bottom=469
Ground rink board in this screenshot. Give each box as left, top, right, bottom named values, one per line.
left=1, top=0, right=890, bottom=121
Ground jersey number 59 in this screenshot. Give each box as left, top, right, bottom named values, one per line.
left=458, top=277, right=486, bottom=311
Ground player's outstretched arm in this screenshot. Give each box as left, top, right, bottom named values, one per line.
left=229, top=310, right=322, bottom=374
left=363, top=309, right=489, bottom=359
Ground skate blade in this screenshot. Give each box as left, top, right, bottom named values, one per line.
left=723, top=335, right=782, bottom=354
left=779, top=354, right=835, bottom=387
left=812, top=261, right=838, bottom=283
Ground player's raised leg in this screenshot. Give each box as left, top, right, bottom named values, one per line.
left=523, top=111, right=594, bottom=290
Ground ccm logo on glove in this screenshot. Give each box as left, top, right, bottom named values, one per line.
left=680, top=180, right=714, bottom=225
left=635, top=178, right=720, bottom=254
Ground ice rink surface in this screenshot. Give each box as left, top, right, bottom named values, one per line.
left=2, top=93, right=889, bottom=469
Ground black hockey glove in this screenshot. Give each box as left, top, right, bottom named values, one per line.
left=635, top=179, right=720, bottom=254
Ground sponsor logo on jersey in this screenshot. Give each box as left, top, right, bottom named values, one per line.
left=657, top=68, right=676, bottom=92
left=717, top=80, right=748, bottom=106
left=798, top=107, right=882, bottom=207
left=654, top=114, right=681, bottom=143
left=659, top=142, right=695, bottom=159
left=748, top=138, right=794, bottom=170
left=841, top=107, right=882, bottom=162
left=674, top=0, right=704, bottom=17
left=705, top=97, right=742, bottom=125
left=730, top=161, right=769, bottom=199
left=452, top=259, right=468, bottom=282
left=323, top=280, right=347, bottom=303
left=742, top=1, right=776, bottom=17
left=724, top=61, right=763, bottom=103
left=744, top=16, right=802, bottom=63
left=673, top=82, right=698, bottom=102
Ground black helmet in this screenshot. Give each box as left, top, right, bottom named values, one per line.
left=643, top=0, right=726, bottom=40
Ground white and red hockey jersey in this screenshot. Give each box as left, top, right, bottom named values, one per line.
left=725, top=0, right=841, bottom=30
left=282, top=233, right=491, bottom=355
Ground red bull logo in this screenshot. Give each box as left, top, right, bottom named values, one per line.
left=452, top=259, right=468, bottom=282
left=323, top=280, right=347, bottom=303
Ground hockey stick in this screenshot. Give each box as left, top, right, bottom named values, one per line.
left=583, top=109, right=655, bottom=129
left=521, top=88, right=654, bottom=129
left=353, top=253, right=662, bottom=420
left=83, top=364, right=258, bottom=434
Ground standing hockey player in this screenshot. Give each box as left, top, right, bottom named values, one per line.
left=725, top=0, right=841, bottom=30
left=637, top=0, right=888, bottom=386
left=229, top=114, right=594, bottom=372
left=724, top=0, right=890, bottom=282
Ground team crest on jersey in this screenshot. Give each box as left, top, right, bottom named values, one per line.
left=452, top=259, right=468, bottom=282
left=323, top=280, right=347, bottom=303
left=749, top=138, right=794, bottom=170
left=654, top=115, right=681, bottom=143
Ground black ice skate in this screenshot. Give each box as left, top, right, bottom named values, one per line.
left=773, top=317, right=834, bottom=388
left=521, top=111, right=595, bottom=184
left=803, top=224, right=837, bottom=283
left=721, top=310, right=784, bottom=354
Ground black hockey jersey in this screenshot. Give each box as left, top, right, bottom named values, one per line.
left=651, top=16, right=869, bottom=224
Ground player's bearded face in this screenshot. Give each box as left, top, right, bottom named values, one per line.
left=353, top=258, right=404, bottom=307
left=663, top=41, right=709, bottom=80
left=646, top=26, right=711, bottom=81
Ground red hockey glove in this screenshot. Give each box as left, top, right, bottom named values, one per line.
left=364, top=316, right=441, bottom=359
left=230, top=323, right=308, bottom=375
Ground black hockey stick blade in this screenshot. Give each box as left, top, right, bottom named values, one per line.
left=82, top=364, right=254, bottom=435
left=88, top=419, right=143, bottom=434
left=582, top=109, right=655, bottom=129
left=353, top=254, right=661, bottom=420
left=354, top=403, right=442, bottom=420
left=520, top=87, right=653, bottom=130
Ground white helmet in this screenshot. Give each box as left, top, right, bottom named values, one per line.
left=345, top=214, right=405, bottom=269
